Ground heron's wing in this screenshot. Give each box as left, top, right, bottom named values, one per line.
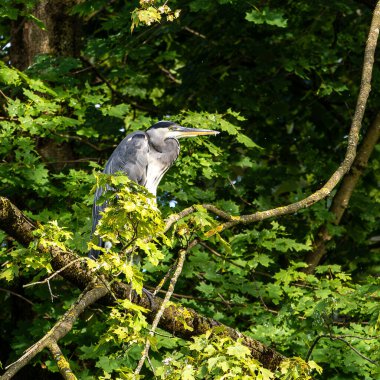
left=104, top=132, right=149, bottom=185
left=91, top=132, right=149, bottom=238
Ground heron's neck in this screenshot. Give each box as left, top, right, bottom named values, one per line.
left=149, top=136, right=179, bottom=154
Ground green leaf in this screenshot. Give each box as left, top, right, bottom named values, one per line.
left=236, top=133, right=261, bottom=149
left=226, top=342, right=250, bottom=358
left=246, top=7, right=287, bottom=28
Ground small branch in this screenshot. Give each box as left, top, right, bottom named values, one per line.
left=157, top=64, right=181, bottom=84
left=134, top=239, right=197, bottom=375
left=79, top=56, right=118, bottom=97
left=46, top=340, right=77, bottom=380
left=228, top=177, right=253, bottom=206
left=182, top=26, right=207, bottom=39
left=148, top=287, right=243, bottom=306
left=152, top=261, right=177, bottom=297
left=199, top=241, right=245, bottom=270
left=23, top=258, right=87, bottom=288
left=0, top=287, right=34, bottom=306
left=182, top=26, right=217, bottom=45
left=54, top=133, right=107, bottom=152
left=0, top=89, right=10, bottom=102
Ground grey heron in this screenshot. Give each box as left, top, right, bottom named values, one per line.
left=90, top=121, right=219, bottom=259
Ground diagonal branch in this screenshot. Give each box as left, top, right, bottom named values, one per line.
left=134, top=240, right=195, bottom=375
left=46, top=341, right=78, bottom=380
left=1, top=283, right=109, bottom=380
left=164, top=3, right=380, bottom=237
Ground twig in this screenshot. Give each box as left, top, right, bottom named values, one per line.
left=23, top=258, right=87, bottom=288
left=0, top=89, right=10, bottom=102
left=228, top=177, right=253, bottom=206
left=47, top=279, right=58, bottom=302
left=199, top=241, right=245, bottom=269
left=152, top=261, right=177, bottom=297
left=0, top=287, right=34, bottom=306
left=306, top=334, right=378, bottom=365
left=157, top=64, right=181, bottom=84
left=54, top=133, right=108, bottom=152
left=147, top=287, right=243, bottom=305
left=134, top=239, right=198, bottom=375
left=182, top=26, right=218, bottom=45
left=182, top=26, right=207, bottom=39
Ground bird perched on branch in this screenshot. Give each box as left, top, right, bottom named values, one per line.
left=90, top=121, right=219, bottom=259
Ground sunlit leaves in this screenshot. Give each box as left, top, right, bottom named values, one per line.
left=131, top=0, right=181, bottom=31
left=157, top=330, right=276, bottom=379
left=277, top=358, right=322, bottom=379
left=93, top=172, right=166, bottom=250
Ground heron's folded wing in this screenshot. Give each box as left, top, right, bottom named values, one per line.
left=104, top=132, right=149, bottom=185
left=91, top=132, right=149, bottom=236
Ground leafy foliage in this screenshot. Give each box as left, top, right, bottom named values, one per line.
left=0, top=0, right=380, bottom=379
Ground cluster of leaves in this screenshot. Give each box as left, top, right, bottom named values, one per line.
left=131, top=0, right=181, bottom=31
left=0, top=0, right=380, bottom=379
left=155, top=328, right=322, bottom=379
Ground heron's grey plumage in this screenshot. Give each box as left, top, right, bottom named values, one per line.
left=90, top=121, right=218, bottom=259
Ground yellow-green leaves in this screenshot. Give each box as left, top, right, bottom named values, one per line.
left=277, top=358, right=322, bottom=379
left=158, top=330, right=275, bottom=379
left=131, top=0, right=181, bottom=32
left=34, top=220, right=73, bottom=252
left=0, top=62, right=21, bottom=86
left=90, top=172, right=169, bottom=292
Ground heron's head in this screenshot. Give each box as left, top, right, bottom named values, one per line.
left=147, top=121, right=219, bottom=140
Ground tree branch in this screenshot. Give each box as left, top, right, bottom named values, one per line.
left=0, top=196, right=285, bottom=372
left=1, top=284, right=109, bottom=380
left=134, top=240, right=195, bottom=375
left=304, top=110, right=380, bottom=272
left=46, top=341, right=78, bottom=380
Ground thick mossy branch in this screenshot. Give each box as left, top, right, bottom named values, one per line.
left=0, top=196, right=284, bottom=372
left=0, top=197, right=35, bottom=246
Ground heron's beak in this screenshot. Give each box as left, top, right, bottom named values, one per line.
left=173, top=126, right=220, bottom=138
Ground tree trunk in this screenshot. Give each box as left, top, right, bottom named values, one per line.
left=10, top=0, right=81, bottom=70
